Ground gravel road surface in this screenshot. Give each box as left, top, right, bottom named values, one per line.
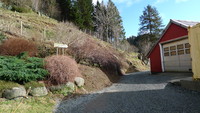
left=55, top=72, right=200, bottom=113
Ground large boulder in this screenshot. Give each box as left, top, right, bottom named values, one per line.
left=30, top=86, right=48, bottom=97
left=2, top=87, right=26, bottom=99
left=74, top=77, right=85, bottom=87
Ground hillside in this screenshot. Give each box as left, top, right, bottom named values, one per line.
left=0, top=7, right=149, bottom=89
left=0, top=7, right=149, bottom=113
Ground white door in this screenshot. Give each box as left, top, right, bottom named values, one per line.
left=162, top=38, right=192, bottom=72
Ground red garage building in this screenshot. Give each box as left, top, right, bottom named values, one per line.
left=147, top=19, right=199, bottom=73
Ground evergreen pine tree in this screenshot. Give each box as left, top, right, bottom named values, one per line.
left=107, top=0, right=125, bottom=44
left=135, top=5, right=164, bottom=58
left=138, top=5, right=164, bottom=38
left=57, top=0, right=72, bottom=21
left=71, top=0, right=84, bottom=29
left=93, top=1, right=107, bottom=40
left=77, top=0, right=93, bottom=30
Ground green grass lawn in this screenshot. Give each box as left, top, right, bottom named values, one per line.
left=0, top=94, right=61, bottom=113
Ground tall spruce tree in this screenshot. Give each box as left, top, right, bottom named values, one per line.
left=77, top=0, right=93, bottom=30
left=57, top=0, right=72, bottom=21
left=107, top=0, right=125, bottom=45
left=93, top=0, right=125, bottom=45
left=71, top=0, right=83, bottom=29
left=70, top=0, right=93, bottom=30
left=135, top=5, right=164, bottom=60
left=93, top=1, right=105, bottom=40
left=138, top=5, right=164, bottom=38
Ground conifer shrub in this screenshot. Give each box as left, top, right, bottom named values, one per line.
left=0, top=56, right=48, bottom=83
left=0, top=38, right=37, bottom=56
left=45, top=55, right=82, bottom=85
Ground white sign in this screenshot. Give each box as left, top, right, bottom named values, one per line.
left=54, top=43, right=68, bottom=48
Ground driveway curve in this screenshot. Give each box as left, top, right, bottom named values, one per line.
left=55, top=72, right=200, bottom=113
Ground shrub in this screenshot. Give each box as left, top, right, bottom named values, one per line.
left=45, top=55, right=82, bottom=85
left=0, top=56, right=48, bottom=83
left=36, top=41, right=56, bottom=58
left=68, top=38, right=124, bottom=76
left=0, top=32, right=6, bottom=43
left=52, top=87, right=71, bottom=96
left=0, top=38, right=37, bottom=56
left=11, top=5, right=31, bottom=13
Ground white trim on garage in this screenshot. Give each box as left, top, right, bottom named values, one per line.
left=149, top=58, right=152, bottom=74
left=159, top=43, right=165, bottom=72
left=160, top=35, right=188, bottom=45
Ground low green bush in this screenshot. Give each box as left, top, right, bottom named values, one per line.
left=11, top=5, right=31, bottom=13
left=50, top=85, right=72, bottom=96
left=0, top=56, right=48, bottom=83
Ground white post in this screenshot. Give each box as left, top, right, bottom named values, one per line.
left=159, top=43, right=165, bottom=72
left=62, top=48, right=64, bottom=55
left=56, top=48, right=58, bottom=55
left=21, top=21, right=23, bottom=35
left=44, top=27, right=46, bottom=38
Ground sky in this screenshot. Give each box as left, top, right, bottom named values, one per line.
left=92, top=0, right=200, bottom=38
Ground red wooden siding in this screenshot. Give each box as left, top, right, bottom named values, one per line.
left=148, top=23, right=188, bottom=73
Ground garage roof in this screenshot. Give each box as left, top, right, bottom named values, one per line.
left=147, top=19, right=200, bottom=57
left=172, top=19, right=200, bottom=28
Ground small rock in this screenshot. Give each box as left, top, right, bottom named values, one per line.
left=30, top=87, right=48, bottom=97
left=66, top=82, right=75, bottom=92
left=2, top=87, right=26, bottom=99
left=49, top=85, right=65, bottom=92
left=74, top=77, right=85, bottom=87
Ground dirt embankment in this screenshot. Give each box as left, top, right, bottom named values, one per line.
left=79, top=65, right=121, bottom=92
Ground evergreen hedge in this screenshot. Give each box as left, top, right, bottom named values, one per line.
left=0, top=55, right=48, bottom=83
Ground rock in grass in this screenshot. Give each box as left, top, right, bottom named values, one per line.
left=49, top=82, right=75, bottom=94
left=66, top=82, right=75, bottom=92
left=30, top=86, right=48, bottom=97
left=2, top=87, right=26, bottom=99
left=49, top=85, right=65, bottom=92
left=74, top=77, right=85, bottom=87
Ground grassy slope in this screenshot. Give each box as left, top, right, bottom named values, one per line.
left=0, top=8, right=84, bottom=44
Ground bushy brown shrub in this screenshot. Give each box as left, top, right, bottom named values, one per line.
left=36, top=41, right=56, bottom=58
left=0, top=38, right=37, bottom=56
left=45, top=55, right=82, bottom=85
left=68, top=38, right=126, bottom=77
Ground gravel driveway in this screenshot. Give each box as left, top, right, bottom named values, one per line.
left=55, top=72, right=200, bottom=113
